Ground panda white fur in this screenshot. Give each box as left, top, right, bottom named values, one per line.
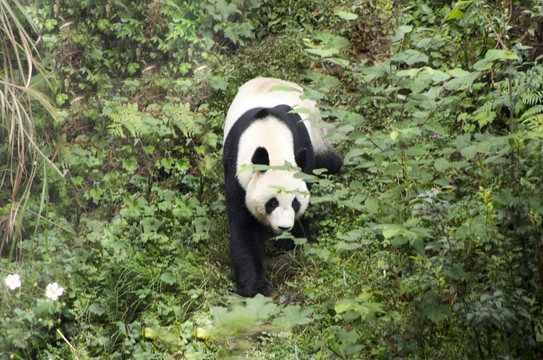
left=223, top=77, right=343, bottom=297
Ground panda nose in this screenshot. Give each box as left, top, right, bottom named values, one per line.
left=279, top=225, right=291, bottom=232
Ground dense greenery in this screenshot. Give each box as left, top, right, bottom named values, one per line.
left=1, top=0, right=543, bottom=358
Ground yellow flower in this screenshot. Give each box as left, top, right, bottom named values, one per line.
left=194, top=327, right=207, bottom=341
left=142, top=327, right=155, bottom=340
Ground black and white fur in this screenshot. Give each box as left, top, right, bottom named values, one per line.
left=223, top=77, right=343, bottom=297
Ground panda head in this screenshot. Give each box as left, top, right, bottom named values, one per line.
left=245, top=147, right=309, bottom=234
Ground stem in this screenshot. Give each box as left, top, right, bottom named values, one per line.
left=57, top=329, right=81, bottom=360
left=533, top=221, right=543, bottom=302
left=327, top=346, right=346, bottom=360
left=508, top=76, right=514, bottom=132
left=487, top=329, right=493, bottom=358
left=474, top=328, right=484, bottom=358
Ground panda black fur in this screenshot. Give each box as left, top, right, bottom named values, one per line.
left=223, top=77, right=343, bottom=297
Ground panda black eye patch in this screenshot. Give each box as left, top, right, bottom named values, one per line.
left=265, top=198, right=279, bottom=213
left=292, top=198, right=301, bottom=212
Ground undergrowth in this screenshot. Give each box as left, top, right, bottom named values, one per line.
left=1, top=0, right=543, bottom=359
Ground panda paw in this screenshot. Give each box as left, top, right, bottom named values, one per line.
left=238, top=280, right=272, bottom=297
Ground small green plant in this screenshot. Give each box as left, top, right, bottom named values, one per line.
left=201, top=0, right=265, bottom=46
left=2, top=0, right=543, bottom=358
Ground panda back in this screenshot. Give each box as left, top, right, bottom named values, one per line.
left=224, top=77, right=321, bottom=144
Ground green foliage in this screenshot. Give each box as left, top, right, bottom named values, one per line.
left=335, top=287, right=385, bottom=321
left=210, top=294, right=314, bottom=340
left=201, top=0, right=265, bottom=46
left=2, top=0, right=543, bottom=358
left=104, top=101, right=197, bottom=139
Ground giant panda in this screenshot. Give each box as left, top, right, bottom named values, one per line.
left=222, top=77, right=343, bottom=297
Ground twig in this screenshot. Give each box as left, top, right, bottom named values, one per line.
left=328, top=346, right=346, bottom=359
left=57, top=329, right=81, bottom=360
left=26, top=208, right=76, bottom=235
left=477, top=4, right=508, bottom=51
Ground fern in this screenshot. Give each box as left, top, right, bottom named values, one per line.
left=161, top=102, right=195, bottom=138
left=474, top=101, right=494, bottom=115
left=107, top=102, right=197, bottom=139
left=522, top=114, right=543, bottom=138
left=520, top=104, right=543, bottom=121
left=517, top=72, right=543, bottom=124
left=108, top=103, right=144, bottom=138
left=520, top=90, right=543, bottom=106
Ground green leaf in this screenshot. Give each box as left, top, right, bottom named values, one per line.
left=360, top=65, right=386, bottom=81
left=422, top=304, right=449, bottom=323
left=335, top=291, right=385, bottom=320
left=89, top=303, right=105, bottom=316
left=127, top=62, right=139, bottom=75
left=97, top=18, right=109, bottom=31
left=444, top=72, right=479, bottom=90
left=473, top=59, right=493, bottom=71
left=429, top=69, right=451, bottom=82
left=460, top=144, right=478, bottom=160
left=474, top=50, right=520, bottom=70
left=434, top=158, right=451, bottom=172
left=391, top=235, right=409, bottom=246
left=364, top=197, right=379, bottom=213
left=56, top=93, right=68, bottom=107
left=334, top=10, right=358, bottom=20
left=444, top=8, right=465, bottom=21
left=336, top=242, right=362, bottom=250
left=350, top=180, right=363, bottom=190
left=406, top=146, right=427, bottom=156
left=383, top=227, right=401, bottom=239
left=398, top=25, right=413, bottom=34
left=332, top=36, right=350, bottom=49
left=209, top=76, right=228, bottom=91
left=318, top=74, right=341, bottom=90
left=211, top=294, right=280, bottom=338
left=325, top=57, right=350, bottom=67
left=45, top=18, right=57, bottom=31
left=340, top=193, right=367, bottom=211
left=160, top=272, right=177, bottom=285
left=391, top=49, right=429, bottom=65
left=269, top=84, right=300, bottom=93
left=305, top=47, right=340, bottom=58
left=216, top=0, right=238, bottom=18
left=484, top=49, right=520, bottom=61
left=445, top=263, right=465, bottom=280
left=141, top=217, right=160, bottom=233
left=460, top=141, right=491, bottom=160
left=338, top=228, right=364, bottom=242
left=272, top=305, right=313, bottom=330
left=449, top=68, right=472, bottom=78
left=397, top=68, right=421, bottom=78
left=335, top=302, right=353, bottom=314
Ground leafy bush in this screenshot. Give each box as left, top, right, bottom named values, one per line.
left=2, top=0, right=543, bottom=358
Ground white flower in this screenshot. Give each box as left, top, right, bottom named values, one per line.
left=45, top=282, right=64, bottom=301
left=5, top=274, right=21, bottom=290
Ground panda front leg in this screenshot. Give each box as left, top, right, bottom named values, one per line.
left=228, top=214, right=272, bottom=297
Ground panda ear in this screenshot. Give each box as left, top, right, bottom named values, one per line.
left=251, top=147, right=270, bottom=168
left=295, top=148, right=307, bottom=170
left=254, top=108, right=270, bottom=119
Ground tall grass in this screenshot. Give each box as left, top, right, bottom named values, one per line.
left=0, top=0, right=60, bottom=259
